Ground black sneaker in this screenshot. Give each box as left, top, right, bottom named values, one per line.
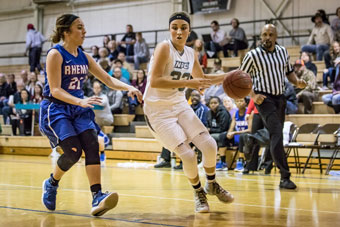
left=173, top=163, right=183, bottom=170
left=154, top=161, right=171, bottom=168
left=279, top=179, right=297, bottom=189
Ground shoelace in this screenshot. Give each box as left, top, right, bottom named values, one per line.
left=213, top=182, right=227, bottom=195
left=46, top=185, right=57, bottom=199
left=196, top=190, right=207, bottom=205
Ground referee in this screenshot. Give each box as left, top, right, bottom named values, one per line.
left=240, top=24, right=306, bottom=189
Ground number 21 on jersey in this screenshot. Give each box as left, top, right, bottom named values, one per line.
left=68, top=77, right=84, bottom=90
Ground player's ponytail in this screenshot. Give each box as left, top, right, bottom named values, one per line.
left=51, top=14, right=79, bottom=43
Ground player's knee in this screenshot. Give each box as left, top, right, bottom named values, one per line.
left=58, top=136, right=83, bottom=171
left=178, top=149, right=196, bottom=163
left=194, top=132, right=217, bottom=153
left=79, top=130, right=100, bottom=165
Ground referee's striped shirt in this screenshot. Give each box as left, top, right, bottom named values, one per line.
left=239, top=45, right=294, bottom=96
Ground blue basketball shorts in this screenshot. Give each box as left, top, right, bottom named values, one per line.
left=39, top=99, right=100, bottom=148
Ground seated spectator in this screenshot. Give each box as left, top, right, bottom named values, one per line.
left=102, top=35, right=110, bottom=52
left=92, top=81, right=113, bottom=127
left=82, top=74, right=94, bottom=97
left=98, top=47, right=110, bottom=63
left=20, top=70, right=30, bottom=89
left=118, top=24, right=136, bottom=58
left=294, top=59, right=317, bottom=114
left=186, top=29, right=198, bottom=48
left=205, top=20, right=227, bottom=58
left=203, top=58, right=224, bottom=103
left=109, top=59, right=131, bottom=82
left=225, top=97, right=251, bottom=149
left=108, top=40, right=119, bottom=62
left=131, top=69, right=147, bottom=95
left=284, top=78, right=298, bottom=114
left=193, top=39, right=208, bottom=73
left=98, top=58, right=111, bottom=73
left=301, top=13, right=334, bottom=60
left=107, top=88, right=123, bottom=115
left=27, top=72, right=43, bottom=97
left=323, top=41, right=340, bottom=89
left=243, top=99, right=272, bottom=174
left=6, top=74, right=17, bottom=97
left=32, top=83, right=43, bottom=104
left=331, top=7, right=340, bottom=42
left=322, top=59, right=340, bottom=113
left=223, top=18, right=248, bottom=57
left=0, top=73, right=9, bottom=114
left=2, top=82, right=24, bottom=124
left=126, top=32, right=150, bottom=70
left=222, top=96, right=237, bottom=117
left=129, top=69, right=147, bottom=114
left=32, top=83, right=43, bottom=124
left=301, top=51, right=317, bottom=76
left=206, top=96, right=231, bottom=170
left=112, top=66, right=130, bottom=85
left=313, top=9, right=330, bottom=25
left=117, top=52, right=134, bottom=78
left=91, top=45, right=100, bottom=62
left=154, top=90, right=209, bottom=168
left=10, top=89, right=32, bottom=136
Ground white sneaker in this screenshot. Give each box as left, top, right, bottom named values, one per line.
left=194, top=188, right=209, bottom=213
left=204, top=181, right=234, bottom=203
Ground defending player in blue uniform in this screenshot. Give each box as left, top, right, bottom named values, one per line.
left=40, top=14, right=142, bottom=216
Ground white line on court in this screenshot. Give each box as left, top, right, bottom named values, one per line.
left=1, top=182, right=339, bottom=215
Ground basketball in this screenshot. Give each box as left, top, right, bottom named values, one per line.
left=223, top=70, right=252, bottom=99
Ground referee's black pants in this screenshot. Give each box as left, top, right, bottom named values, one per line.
left=255, top=94, right=290, bottom=179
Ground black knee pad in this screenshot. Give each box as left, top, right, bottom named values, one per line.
left=79, top=129, right=100, bottom=166
left=57, top=136, right=83, bottom=171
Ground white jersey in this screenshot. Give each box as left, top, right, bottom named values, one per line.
left=143, top=40, right=195, bottom=106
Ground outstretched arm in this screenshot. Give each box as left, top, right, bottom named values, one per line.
left=85, top=52, right=142, bottom=103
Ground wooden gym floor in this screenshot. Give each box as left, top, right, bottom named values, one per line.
left=0, top=154, right=339, bottom=227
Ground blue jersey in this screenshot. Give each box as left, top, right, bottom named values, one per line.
left=43, top=44, right=88, bottom=99
left=39, top=44, right=99, bottom=148
left=234, top=108, right=248, bottom=144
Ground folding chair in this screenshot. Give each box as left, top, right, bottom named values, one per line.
left=302, top=124, right=340, bottom=174
left=284, top=123, right=320, bottom=173
left=326, top=134, right=340, bottom=175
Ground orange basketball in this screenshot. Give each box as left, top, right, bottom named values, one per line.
left=223, top=70, right=252, bottom=99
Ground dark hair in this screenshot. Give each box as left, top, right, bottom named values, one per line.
left=113, top=59, right=123, bottom=65
left=208, top=96, right=221, bottom=105
left=231, top=18, right=239, bottom=26
left=93, top=80, right=103, bottom=88
left=137, top=69, right=146, bottom=83
left=127, top=24, right=133, bottom=29
left=51, top=14, right=79, bottom=43
left=244, top=96, right=250, bottom=105
left=34, top=83, right=43, bottom=98
left=169, top=11, right=191, bottom=27
left=20, top=89, right=30, bottom=102
left=211, top=20, right=219, bottom=26
left=336, top=7, right=340, bottom=15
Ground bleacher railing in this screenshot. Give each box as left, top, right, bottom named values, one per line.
left=0, top=13, right=335, bottom=59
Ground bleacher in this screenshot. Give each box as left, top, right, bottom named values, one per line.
left=0, top=44, right=339, bottom=170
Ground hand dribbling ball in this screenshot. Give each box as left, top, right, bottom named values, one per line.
left=223, top=70, right=252, bottom=99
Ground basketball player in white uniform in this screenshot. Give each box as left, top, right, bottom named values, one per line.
left=143, top=11, right=235, bottom=213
